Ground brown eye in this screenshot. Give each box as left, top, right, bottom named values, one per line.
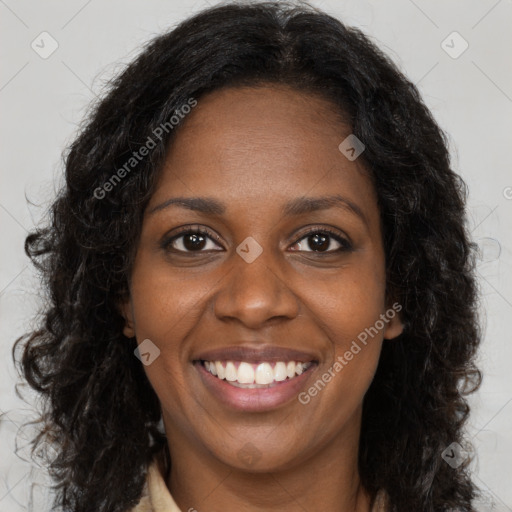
left=290, top=228, right=352, bottom=253
left=162, top=227, right=223, bottom=253
left=180, top=232, right=208, bottom=251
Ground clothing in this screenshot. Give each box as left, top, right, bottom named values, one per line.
left=131, top=460, right=181, bottom=512
left=131, top=458, right=389, bottom=512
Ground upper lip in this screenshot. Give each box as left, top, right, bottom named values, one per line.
left=193, top=344, right=319, bottom=364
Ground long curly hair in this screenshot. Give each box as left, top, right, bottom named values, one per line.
left=14, top=2, right=482, bottom=511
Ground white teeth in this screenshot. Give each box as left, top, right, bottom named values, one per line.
left=255, top=362, right=274, bottom=385
left=286, top=361, right=296, bottom=379
left=215, top=361, right=225, bottom=380
left=225, top=361, right=237, bottom=381
left=274, top=362, right=287, bottom=382
left=237, top=362, right=255, bottom=384
left=202, top=360, right=313, bottom=386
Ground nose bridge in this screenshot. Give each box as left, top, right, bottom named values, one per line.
left=213, top=241, right=299, bottom=327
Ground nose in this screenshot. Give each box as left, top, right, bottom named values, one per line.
left=213, top=247, right=300, bottom=329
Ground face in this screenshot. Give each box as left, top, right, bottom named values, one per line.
left=121, top=84, right=402, bottom=473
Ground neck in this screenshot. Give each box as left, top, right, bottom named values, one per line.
left=165, top=413, right=372, bottom=512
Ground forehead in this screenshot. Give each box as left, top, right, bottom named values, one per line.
left=150, top=85, right=377, bottom=221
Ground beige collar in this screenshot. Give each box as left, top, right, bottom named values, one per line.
left=131, top=459, right=389, bottom=512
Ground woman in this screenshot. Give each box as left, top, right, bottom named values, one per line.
left=14, top=2, right=482, bottom=511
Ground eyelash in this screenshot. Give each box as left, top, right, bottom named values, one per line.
left=296, top=226, right=352, bottom=252
left=161, top=225, right=352, bottom=254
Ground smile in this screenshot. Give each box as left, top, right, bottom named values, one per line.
left=202, top=360, right=314, bottom=388
left=194, top=358, right=318, bottom=412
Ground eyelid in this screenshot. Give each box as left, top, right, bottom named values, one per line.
left=290, top=225, right=352, bottom=251
left=172, top=225, right=222, bottom=242
left=161, top=224, right=352, bottom=254
left=161, top=225, right=224, bottom=252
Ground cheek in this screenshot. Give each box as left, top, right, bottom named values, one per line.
left=300, top=259, right=386, bottom=402
left=305, top=258, right=386, bottom=344
left=128, top=250, right=212, bottom=345
left=126, top=255, right=209, bottom=397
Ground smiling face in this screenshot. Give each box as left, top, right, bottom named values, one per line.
left=121, top=84, right=402, bottom=476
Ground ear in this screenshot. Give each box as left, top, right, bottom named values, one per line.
left=383, top=301, right=404, bottom=340
left=118, top=297, right=136, bottom=338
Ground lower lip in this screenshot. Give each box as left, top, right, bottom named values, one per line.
left=194, top=362, right=317, bottom=412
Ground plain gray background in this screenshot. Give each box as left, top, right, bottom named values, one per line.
left=1, top=0, right=511, bottom=510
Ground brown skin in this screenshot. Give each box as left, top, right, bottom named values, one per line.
left=121, top=84, right=403, bottom=512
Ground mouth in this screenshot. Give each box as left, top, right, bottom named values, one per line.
left=199, top=359, right=314, bottom=388
left=192, top=346, right=319, bottom=412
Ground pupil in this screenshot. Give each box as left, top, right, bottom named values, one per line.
left=184, top=233, right=206, bottom=251
left=309, top=233, right=329, bottom=252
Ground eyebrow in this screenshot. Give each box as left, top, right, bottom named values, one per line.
left=148, top=194, right=368, bottom=226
